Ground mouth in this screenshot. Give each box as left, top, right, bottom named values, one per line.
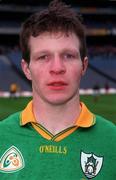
left=47, top=81, right=68, bottom=90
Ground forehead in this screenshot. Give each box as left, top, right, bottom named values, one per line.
left=29, top=32, right=80, bottom=53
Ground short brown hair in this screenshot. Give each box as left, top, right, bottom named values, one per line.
left=20, top=0, right=87, bottom=63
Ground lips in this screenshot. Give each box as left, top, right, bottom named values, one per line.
left=48, top=81, right=67, bottom=86
left=47, top=81, right=68, bottom=90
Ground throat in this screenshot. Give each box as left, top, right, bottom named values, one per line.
left=39, top=119, right=75, bottom=135
left=36, top=106, right=81, bottom=135
left=34, top=98, right=81, bottom=135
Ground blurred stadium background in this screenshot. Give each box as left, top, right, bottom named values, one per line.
left=0, top=0, right=116, bottom=124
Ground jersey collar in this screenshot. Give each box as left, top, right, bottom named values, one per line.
left=20, top=100, right=95, bottom=128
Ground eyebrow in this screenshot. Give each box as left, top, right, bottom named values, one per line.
left=32, top=48, right=80, bottom=58
left=32, top=50, right=51, bottom=58
left=60, top=48, right=80, bottom=57
left=61, top=48, right=79, bottom=53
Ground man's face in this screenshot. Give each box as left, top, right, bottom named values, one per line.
left=22, top=32, right=88, bottom=105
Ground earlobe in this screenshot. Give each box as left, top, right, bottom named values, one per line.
left=21, top=59, right=32, bottom=80
left=81, top=56, right=88, bottom=76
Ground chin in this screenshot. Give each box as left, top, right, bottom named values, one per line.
left=45, top=95, right=76, bottom=106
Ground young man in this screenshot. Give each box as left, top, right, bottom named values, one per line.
left=0, top=0, right=116, bottom=179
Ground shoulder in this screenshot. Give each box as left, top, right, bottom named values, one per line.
left=94, top=115, right=116, bottom=137
left=0, top=112, right=21, bottom=130
left=96, top=115, right=116, bottom=129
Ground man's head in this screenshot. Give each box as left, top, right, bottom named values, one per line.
left=20, top=0, right=87, bottom=64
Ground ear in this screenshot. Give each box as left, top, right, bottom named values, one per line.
left=21, top=59, right=32, bottom=80
left=81, top=56, right=88, bottom=76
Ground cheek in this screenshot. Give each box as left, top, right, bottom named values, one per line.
left=31, top=69, right=46, bottom=87
left=71, top=67, right=82, bottom=81
left=30, top=64, right=42, bottom=77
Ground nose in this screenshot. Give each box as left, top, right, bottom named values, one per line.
left=49, top=56, right=66, bottom=75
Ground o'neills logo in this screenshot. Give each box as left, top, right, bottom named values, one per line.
left=39, top=145, right=67, bottom=155
left=0, top=146, right=25, bottom=173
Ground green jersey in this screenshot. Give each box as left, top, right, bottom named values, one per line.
left=0, top=101, right=116, bottom=180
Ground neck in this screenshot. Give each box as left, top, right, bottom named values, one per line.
left=33, top=96, right=81, bottom=135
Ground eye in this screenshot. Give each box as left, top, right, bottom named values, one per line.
left=63, top=53, right=76, bottom=60
left=66, top=54, right=74, bottom=58
left=38, top=55, right=49, bottom=60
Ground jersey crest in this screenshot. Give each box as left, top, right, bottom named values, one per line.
left=0, top=146, right=25, bottom=173
left=81, top=151, right=103, bottom=179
